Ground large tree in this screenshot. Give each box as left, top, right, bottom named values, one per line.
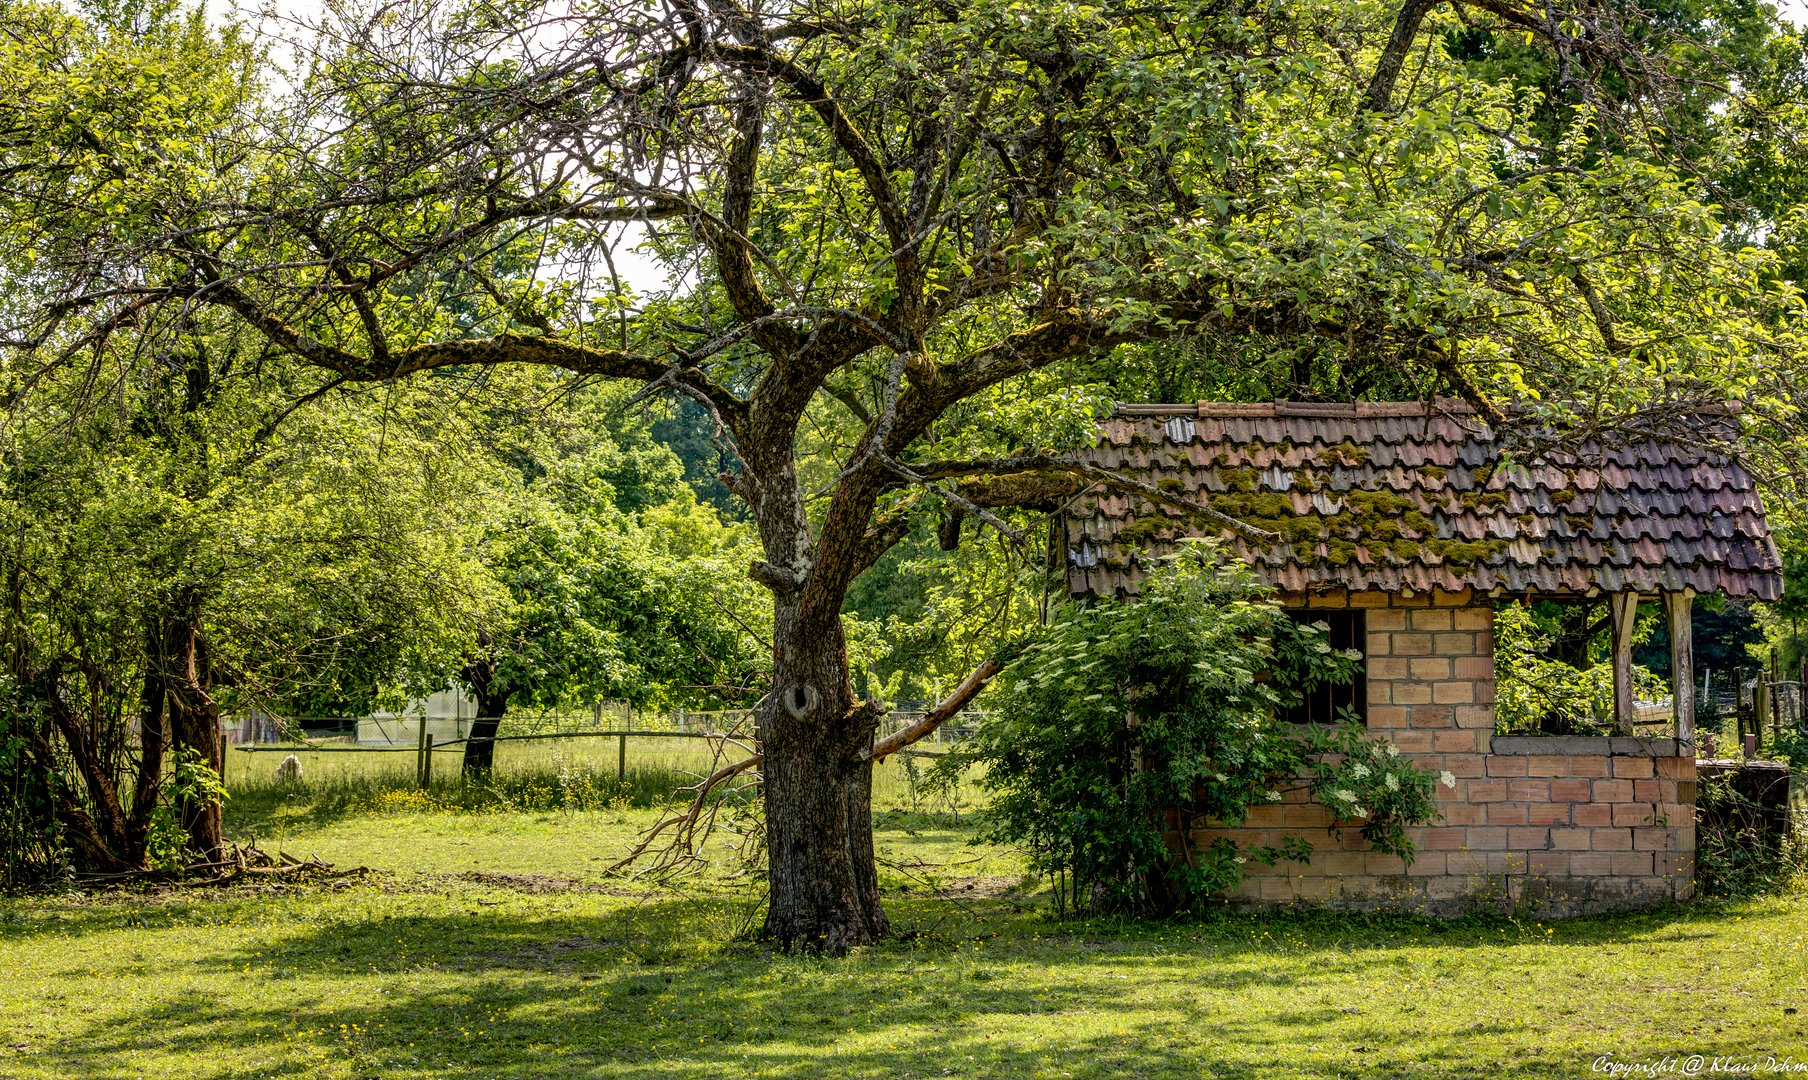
left=6, top=0, right=1805, bottom=944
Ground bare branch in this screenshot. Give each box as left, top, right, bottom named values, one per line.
left=866, top=659, right=1001, bottom=761
left=913, top=455, right=1281, bottom=544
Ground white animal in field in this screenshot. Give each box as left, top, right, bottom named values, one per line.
left=276, top=754, right=303, bottom=784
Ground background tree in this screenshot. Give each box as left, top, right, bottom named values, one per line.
left=7, top=0, right=1807, bottom=944
left=0, top=333, right=506, bottom=868
left=456, top=387, right=769, bottom=774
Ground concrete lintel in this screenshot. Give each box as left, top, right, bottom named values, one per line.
left=1490, top=735, right=1681, bottom=758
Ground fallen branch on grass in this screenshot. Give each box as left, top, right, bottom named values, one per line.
left=605, top=752, right=765, bottom=879
left=69, top=843, right=359, bottom=888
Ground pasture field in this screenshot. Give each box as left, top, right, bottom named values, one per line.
left=0, top=758, right=1803, bottom=1078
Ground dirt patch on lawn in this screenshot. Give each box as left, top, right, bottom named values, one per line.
left=449, top=871, right=640, bottom=896
left=935, top=875, right=1028, bottom=899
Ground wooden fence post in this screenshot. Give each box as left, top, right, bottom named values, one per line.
left=618, top=706, right=630, bottom=783
left=1610, top=592, right=1640, bottom=736
left=1754, top=680, right=1770, bottom=756
left=416, top=716, right=429, bottom=789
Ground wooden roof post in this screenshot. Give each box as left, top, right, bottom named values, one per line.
left=1666, top=590, right=1695, bottom=752
left=1610, top=592, right=1640, bottom=736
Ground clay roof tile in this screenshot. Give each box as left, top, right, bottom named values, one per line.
left=1065, top=405, right=1780, bottom=600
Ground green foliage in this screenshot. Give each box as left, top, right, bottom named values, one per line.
left=842, top=368, right=1113, bottom=699
left=1745, top=525, right=1808, bottom=680
left=1696, top=772, right=1807, bottom=898
left=168, top=747, right=229, bottom=809
left=0, top=680, right=64, bottom=889
left=1634, top=594, right=1765, bottom=685
left=8, top=0, right=1808, bottom=942
left=1298, top=722, right=1444, bottom=863
left=141, top=751, right=229, bottom=874
left=467, top=393, right=771, bottom=714
left=954, top=540, right=1444, bottom=915
left=1769, top=725, right=1808, bottom=772
left=845, top=521, right=1051, bottom=701
left=1492, top=603, right=1665, bottom=736
left=141, top=807, right=189, bottom=876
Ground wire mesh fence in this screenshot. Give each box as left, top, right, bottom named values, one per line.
left=226, top=702, right=987, bottom=798
left=228, top=701, right=982, bottom=746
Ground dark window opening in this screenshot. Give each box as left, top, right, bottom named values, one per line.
left=1279, top=609, right=1367, bottom=725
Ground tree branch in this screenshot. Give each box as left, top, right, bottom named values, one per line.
left=703, top=88, right=804, bottom=359
left=865, top=659, right=1001, bottom=761
left=174, top=275, right=748, bottom=420
left=712, top=43, right=910, bottom=259
left=1366, top=0, right=1440, bottom=113
left=912, top=455, right=1280, bottom=544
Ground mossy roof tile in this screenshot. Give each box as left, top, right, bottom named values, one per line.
left=1063, top=400, right=1782, bottom=600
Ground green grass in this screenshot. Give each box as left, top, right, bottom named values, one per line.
left=225, top=739, right=969, bottom=826
left=0, top=775, right=1803, bottom=1078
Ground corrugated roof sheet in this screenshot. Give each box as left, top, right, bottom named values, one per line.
left=1063, top=401, right=1783, bottom=601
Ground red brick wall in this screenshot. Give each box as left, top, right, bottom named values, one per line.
left=1185, top=588, right=1696, bottom=917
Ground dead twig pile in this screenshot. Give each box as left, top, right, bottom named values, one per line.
left=69, top=843, right=363, bottom=888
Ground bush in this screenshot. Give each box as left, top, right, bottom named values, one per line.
left=1696, top=770, right=1805, bottom=898
left=0, top=681, right=66, bottom=889
left=951, top=540, right=1444, bottom=916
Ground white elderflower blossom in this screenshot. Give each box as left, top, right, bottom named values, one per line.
left=1348, top=762, right=1370, bottom=780
left=1384, top=744, right=1400, bottom=758
left=1439, top=770, right=1457, bottom=788
left=1384, top=773, right=1400, bottom=792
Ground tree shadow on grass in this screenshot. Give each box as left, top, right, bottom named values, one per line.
left=28, top=907, right=1537, bottom=1078
left=9, top=884, right=1755, bottom=1079
left=0, top=869, right=1729, bottom=950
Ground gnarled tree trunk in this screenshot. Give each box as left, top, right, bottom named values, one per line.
left=757, top=603, right=888, bottom=950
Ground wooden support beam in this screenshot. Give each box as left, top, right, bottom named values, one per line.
left=1666, top=590, right=1695, bottom=751
left=1610, top=592, right=1640, bottom=736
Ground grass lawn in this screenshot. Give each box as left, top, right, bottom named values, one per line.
left=0, top=763, right=1804, bottom=1078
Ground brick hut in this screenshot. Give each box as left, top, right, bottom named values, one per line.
left=1061, top=400, right=1783, bottom=915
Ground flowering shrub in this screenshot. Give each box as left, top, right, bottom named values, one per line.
left=1300, top=720, right=1448, bottom=859
left=952, top=540, right=1445, bottom=915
